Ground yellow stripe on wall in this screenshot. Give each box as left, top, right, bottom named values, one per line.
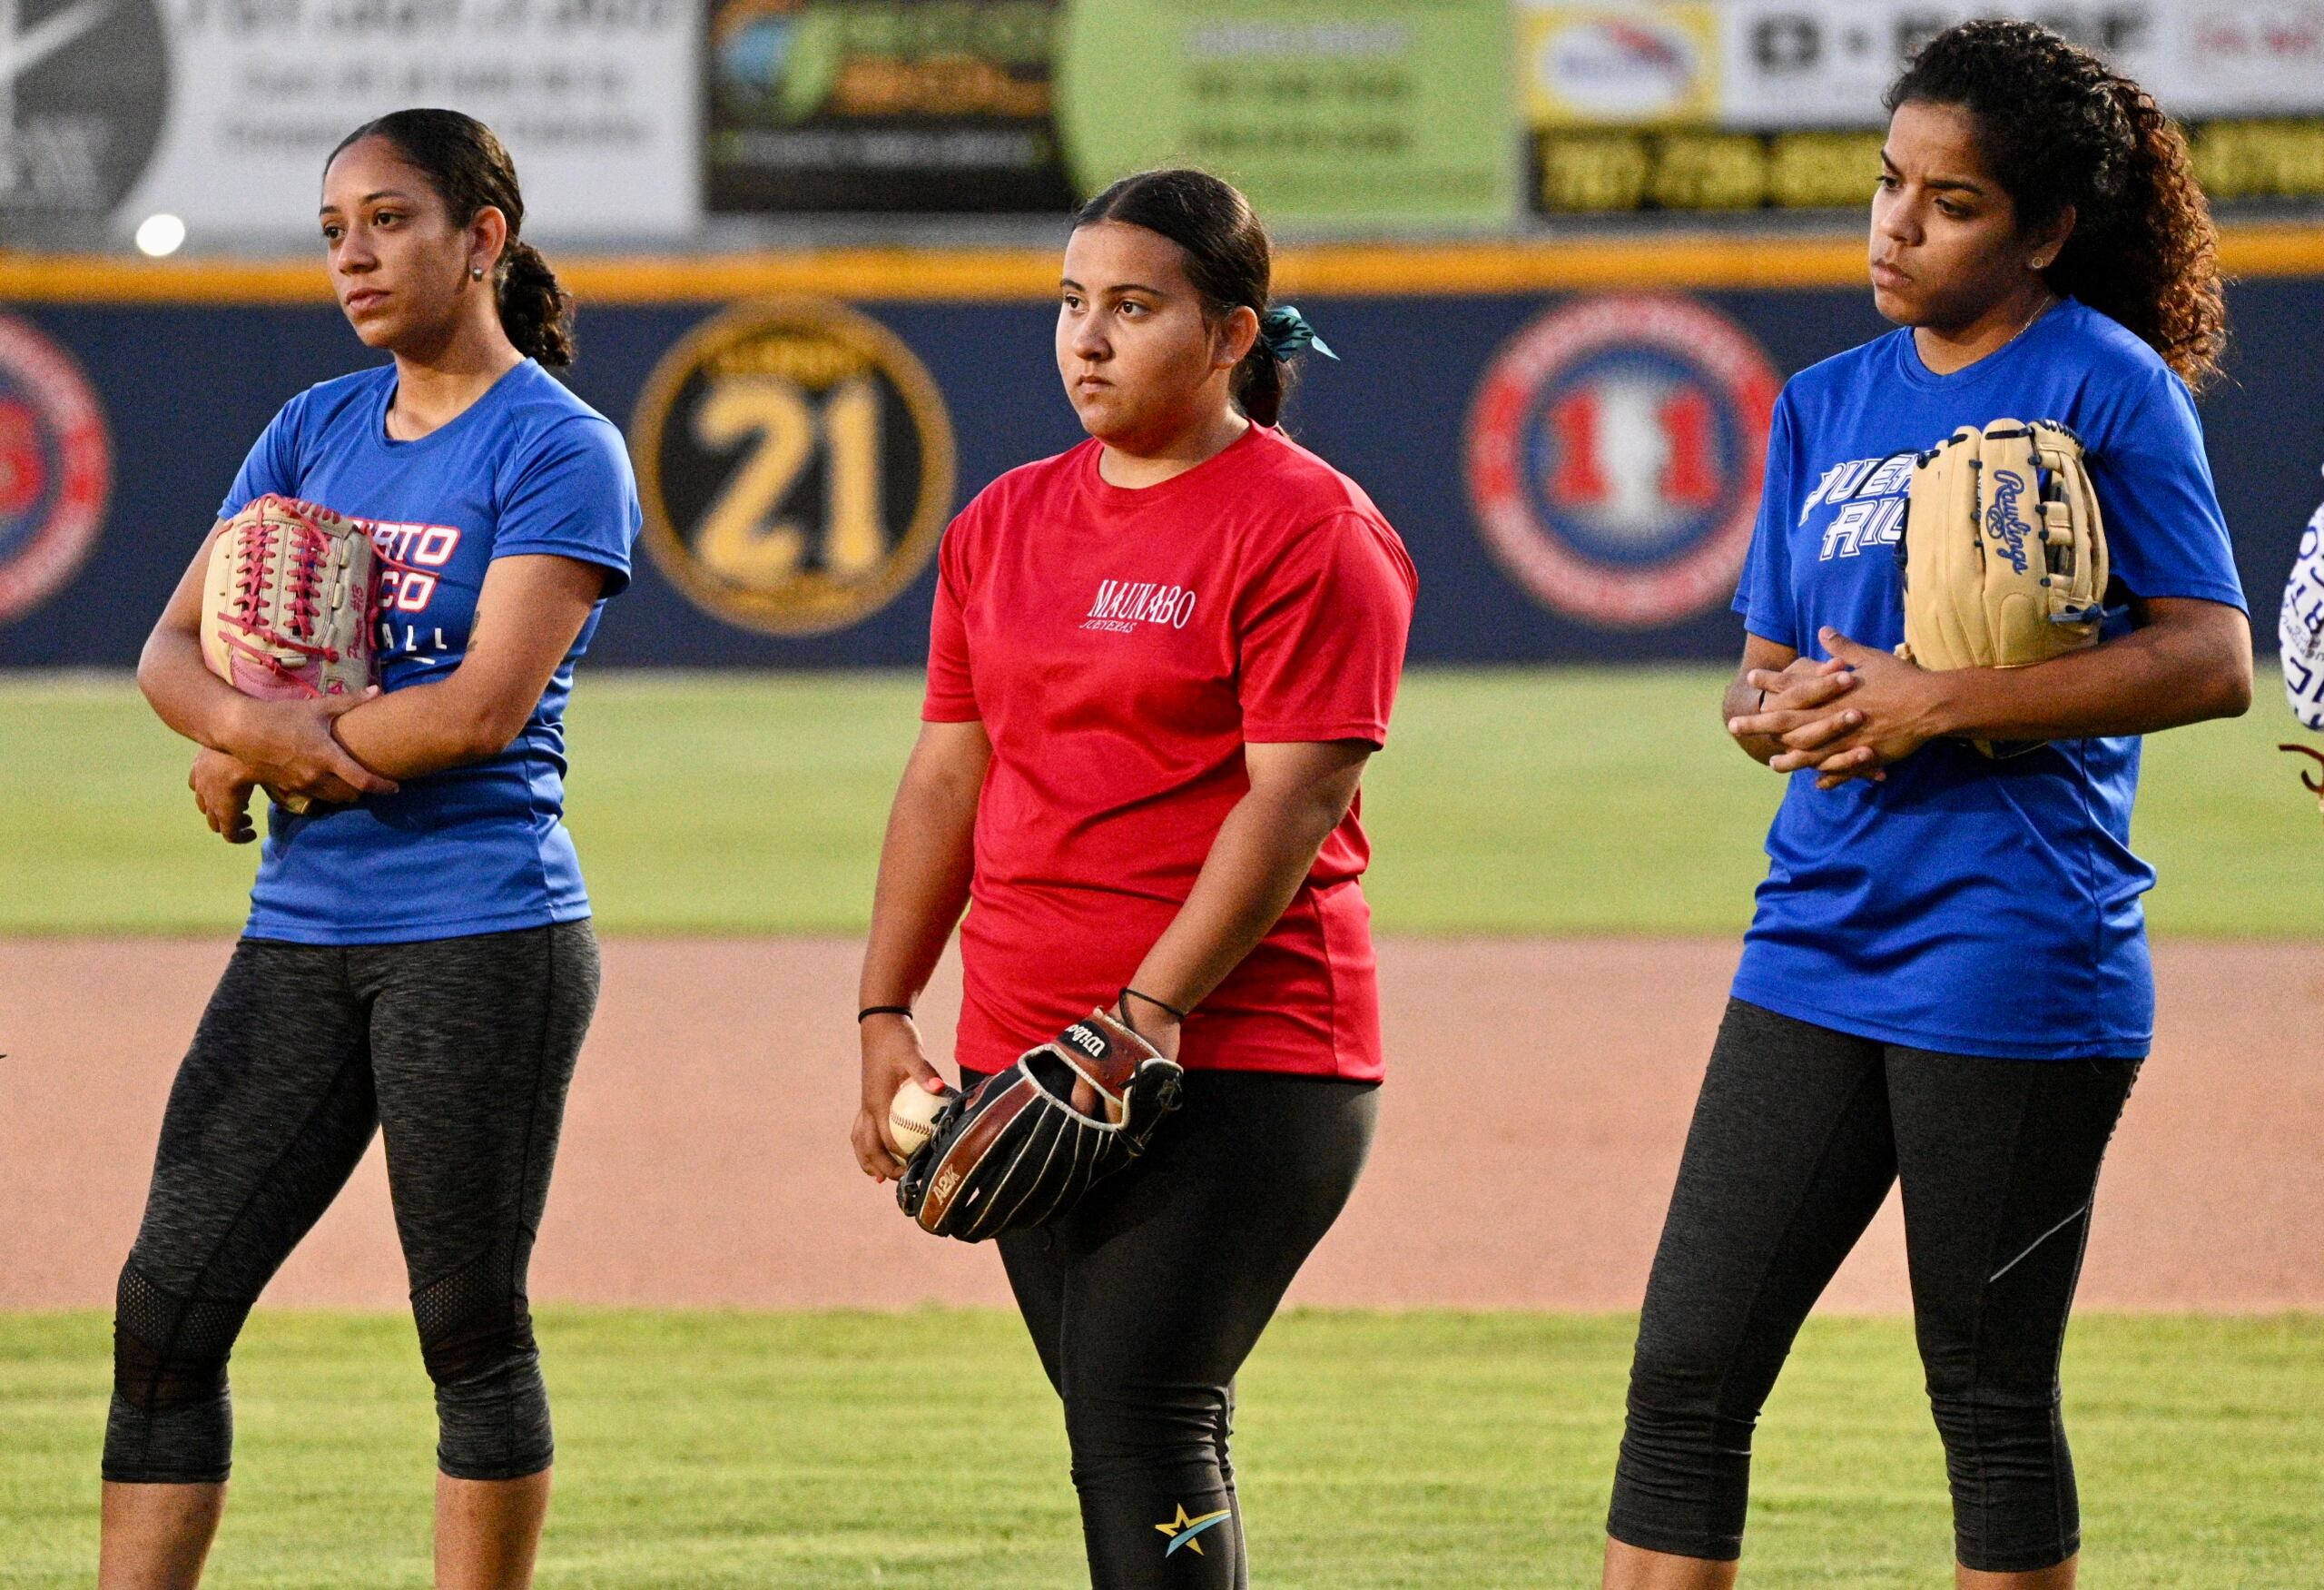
left=5, top=225, right=2321, bottom=304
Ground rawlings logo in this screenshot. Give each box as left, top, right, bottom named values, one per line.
left=1984, top=469, right=2034, bottom=574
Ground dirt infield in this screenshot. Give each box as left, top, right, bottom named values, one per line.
left=4, top=936, right=2318, bottom=1313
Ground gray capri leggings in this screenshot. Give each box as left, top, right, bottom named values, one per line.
left=104, top=921, right=597, bottom=1484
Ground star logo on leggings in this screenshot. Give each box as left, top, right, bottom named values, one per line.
left=1155, top=1503, right=1233, bottom=1557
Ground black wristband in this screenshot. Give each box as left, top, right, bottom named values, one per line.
left=857, top=1004, right=913, bottom=1023
left=1118, top=986, right=1190, bottom=1022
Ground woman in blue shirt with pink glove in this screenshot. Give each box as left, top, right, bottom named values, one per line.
left=108, top=109, right=637, bottom=1589
left=1603, top=22, right=2251, bottom=1590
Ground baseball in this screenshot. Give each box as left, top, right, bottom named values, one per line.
left=887, top=1081, right=954, bottom=1164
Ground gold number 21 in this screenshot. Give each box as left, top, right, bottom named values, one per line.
left=692, top=376, right=883, bottom=585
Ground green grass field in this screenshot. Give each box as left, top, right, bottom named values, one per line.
left=6, top=671, right=2319, bottom=1584
left=2, top=668, right=2316, bottom=935
left=4, top=1310, right=2319, bottom=1586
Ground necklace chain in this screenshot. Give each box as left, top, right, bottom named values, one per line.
left=1918, top=291, right=2056, bottom=374
left=1997, top=291, right=2058, bottom=352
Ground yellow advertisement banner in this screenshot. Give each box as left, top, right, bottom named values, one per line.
left=1520, top=5, right=1718, bottom=128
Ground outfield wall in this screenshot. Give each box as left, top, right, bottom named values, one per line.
left=3, top=233, right=2319, bottom=667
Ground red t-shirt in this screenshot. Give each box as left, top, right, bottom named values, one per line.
left=923, top=424, right=1417, bottom=1081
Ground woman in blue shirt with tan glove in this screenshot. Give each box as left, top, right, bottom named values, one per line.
left=1604, top=22, right=2250, bottom=1590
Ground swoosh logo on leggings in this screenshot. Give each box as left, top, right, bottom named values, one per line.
left=1155, top=1504, right=1234, bottom=1556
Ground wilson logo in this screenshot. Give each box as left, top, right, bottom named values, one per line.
left=1984, top=469, right=2034, bottom=574
left=1083, top=578, right=1197, bottom=634
left=1065, top=1023, right=1107, bottom=1058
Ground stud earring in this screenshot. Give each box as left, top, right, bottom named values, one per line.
left=470, top=265, right=486, bottom=281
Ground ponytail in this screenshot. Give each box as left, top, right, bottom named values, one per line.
left=1233, top=347, right=1289, bottom=427
left=497, top=240, right=576, bottom=369
left=2051, top=76, right=2224, bottom=390
left=1232, top=305, right=1334, bottom=427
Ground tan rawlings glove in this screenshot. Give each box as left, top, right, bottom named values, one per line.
left=1896, top=418, right=2109, bottom=756
left=200, top=494, right=381, bottom=813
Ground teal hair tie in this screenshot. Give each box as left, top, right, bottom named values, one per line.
left=1258, top=304, right=1336, bottom=362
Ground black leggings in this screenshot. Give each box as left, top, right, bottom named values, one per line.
left=104, top=921, right=597, bottom=1485
left=967, top=1066, right=1377, bottom=1589
left=1609, top=999, right=2140, bottom=1574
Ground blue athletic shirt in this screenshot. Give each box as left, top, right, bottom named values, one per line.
left=220, top=359, right=640, bottom=944
left=1731, top=299, right=2244, bottom=1060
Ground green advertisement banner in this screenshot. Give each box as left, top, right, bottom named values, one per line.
left=1056, top=0, right=1519, bottom=230
left=707, top=0, right=1517, bottom=227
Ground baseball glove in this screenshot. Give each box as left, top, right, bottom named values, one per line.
left=1896, top=418, right=2109, bottom=756
left=896, top=1007, right=1185, bottom=1242
left=200, top=494, right=381, bottom=814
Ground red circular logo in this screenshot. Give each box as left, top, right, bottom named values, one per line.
left=0, top=316, right=111, bottom=626
left=1465, top=294, right=1777, bottom=629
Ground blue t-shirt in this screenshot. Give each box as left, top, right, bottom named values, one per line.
left=221, top=360, right=640, bottom=944
left=1731, top=299, right=2244, bottom=1060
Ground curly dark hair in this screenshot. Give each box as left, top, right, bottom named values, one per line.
left=327, top=109, right=576, bottom=369
left=1886, top=19, right=2226, bottom=390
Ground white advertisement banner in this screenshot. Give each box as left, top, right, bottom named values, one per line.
left=1522, top=1, right=2324, bottom=130
left=2162, top=3, right=2324, bottom=117
left=1713, top=3, right=2168, bottom=128
left=5, top=0, right=698, bottom=242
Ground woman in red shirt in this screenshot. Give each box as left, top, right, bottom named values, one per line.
left=852, top=167, right=1416, bottom=1586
